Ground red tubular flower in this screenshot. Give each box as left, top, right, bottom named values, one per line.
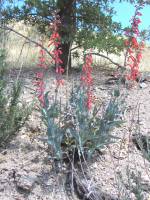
left=86, top=91, right=93, bottom=110
left=48, top=17, right=64, bottom=87
left=34, top=16, right=64, bottom=107
left=56, top=67, right=64, bottom=74
left=137, top=52, right=142, bottom=62
left=124, top=39, right=130, bottom=47
left=81, top=52, right=93, bottom=110
left=36, top=72, right=44, bottom=79
left=38, top=48, right=48, bottom=69
left=34, top=39, right=48, bottom=107
left=34, top=71, right=45, bottom=106
left=131, top=37, right=139, bottom=49
left=124, top=4, right=144, bottom=82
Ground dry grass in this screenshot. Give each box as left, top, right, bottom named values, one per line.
left=1, top=22, right=150, bottom=72
left=93, top=46, right=150, bottom=72
left=1, top=21, right=41, bottom=69
left=140, top=46, right=150, bottom=71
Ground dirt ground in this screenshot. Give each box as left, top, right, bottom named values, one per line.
left=0, top=67, right=150, bottom=200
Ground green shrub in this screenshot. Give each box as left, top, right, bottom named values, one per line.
left=0, top=48, right=31, bottom=146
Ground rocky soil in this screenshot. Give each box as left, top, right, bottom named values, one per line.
left=0, top=67, right=150, bottom=200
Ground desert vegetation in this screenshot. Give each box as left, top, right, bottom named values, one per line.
left=0, top=0, right=150, bottom=200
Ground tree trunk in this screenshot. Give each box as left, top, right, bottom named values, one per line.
left=59, top=42, right=72, bottom=71
left=57, top=0, right=76, bottom=71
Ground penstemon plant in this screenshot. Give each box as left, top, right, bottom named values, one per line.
left=124, top=3, right=144, bottom=82
left=34, top=6, right=145, bottom=163
left=40, top=54, right=124, bottom=161
left=35, top=30, right=124, bottom=162
left=34, top=15, right=65, bottom=160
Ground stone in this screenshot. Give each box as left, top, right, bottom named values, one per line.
left=0, top=155, right=6, bottom=163
left=16, top=174, right=37, bottom=192
left=0, top=184, right=4, bottom=192
left=140, top=82, right=148, bottom=89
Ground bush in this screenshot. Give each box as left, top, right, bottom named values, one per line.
left=0, top=48, right=31, bottom=146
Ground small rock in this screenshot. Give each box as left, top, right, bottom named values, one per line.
left=141, top=180, right=150, bottom=192
left=16, top=174, right=37, bottom=192
left=140, top=82, right=148, bottom=89
left=0, top=155, right=6, bottom=163
left=105, top=77, right=118, bottom=85
left=1, top=150, right=7, bottom=155
left=0, top=184, right=4, bottom=192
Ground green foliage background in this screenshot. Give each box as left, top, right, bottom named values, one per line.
left=2, top=0, right=125, bottom=54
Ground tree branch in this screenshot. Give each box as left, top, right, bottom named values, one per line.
left=87, top=52, right=123, bottom=68
left=71, top=45, right=82, bottom=51
left=0, top=25, right=53, bottom=59
left=0, top=25, right=123, bottom=69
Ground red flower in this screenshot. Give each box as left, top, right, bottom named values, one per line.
left=137, top=53, right=142, bottom=62
left=34, top=16, right=64, bottom=107
left=124, top=39, right=130, bottom=46
left=55, top=79, right=64, bottom=86
left=36, top=72, right=44, bottom=79
left=131, top=37, right=139, bottom=49
left=128, top=55, right=136, bottom=62
left=34, top=71, right=45, bottom=106
left=56, top=67, right=64, bottom=74
left=124, top=4, right=144, bottom=82
left=81, top=52, right=93, bottom=110
left=48, top=22, right=64, bottom=87
left=86, top=91, right=93, bottom=110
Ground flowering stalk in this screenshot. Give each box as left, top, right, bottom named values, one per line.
left=34, top=42, right=48, bottom=106
left=81, top=52, right=93, bottom=110
left=34, top=14, right=64, bottom=106
left=124, top=3, right=144, bottom=81
left=48, top=16, right=64, bottom=87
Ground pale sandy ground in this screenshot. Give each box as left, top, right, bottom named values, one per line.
left=0, top=67, right=150, bottom=200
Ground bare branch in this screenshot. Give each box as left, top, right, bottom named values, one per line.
left=0, top=25, right=123, bottom=69
left=71, top=45, right=82, bottom=51
left=86, top=52, right=123, bottom=68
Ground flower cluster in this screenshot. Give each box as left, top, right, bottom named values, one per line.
left=81, top=52, right=93, bottom=110
left=34, top=44, right=48, bottom=106
left=34, top=15, right=64, bottom=107
left=124, top=4, right=144, bottom=81
left=48, top=16, right=64, bottom=86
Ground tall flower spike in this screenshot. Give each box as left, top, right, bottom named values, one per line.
left=34, top=71, right=45, bottom=106
left=124, top=4, right=144, bottom=81
left=81, top=52, right=93, bottom=110
left=34, top=40, right=48, bottom=107
left=48, top=14, right=64, bottom=87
